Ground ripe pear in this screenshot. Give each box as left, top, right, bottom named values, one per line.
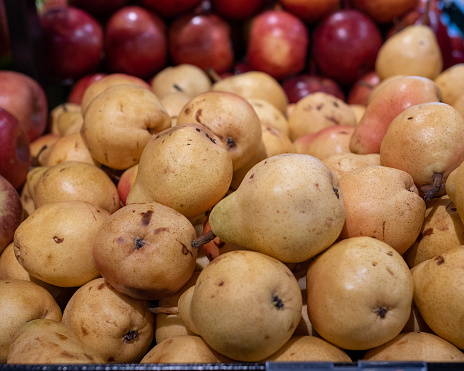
left=140, top=335, right=233, bottom=363
left=126, top=124, right=233, bottom=219
left=206, top=153, right=346, bottom=263
left=247, top=97, right=289, bottom=136
left=363, top=331, right=464, bottom=362
left=306, top=237, right=414, bottom=350
left=30, top=161, right=120, bottom=214
left=151, top=64, right=212, bottom=99
left=434, top=62, right=464, bottom=105
left=211, top=70, right=288, bottom=114
left=49, top=102, right=83, bottom=136
left=266, top=336, right=352, bottom=362
left=0, top=279, right=62, bottom=362
left=339, top=165, right=426, bottom=255
left=446, top=159, right=464, bottom=225
left=14, top=200, right=110, bottom=287
left=380, top=102, right=464, bottom=201
left=176, top=91, right=262, bottom=171
left=7, top=319, right=104, bottom=364
left=323, top=153, right=380, bottom=179
left=179, top=250, right=302, bottom=362
left=375, top=25, right=443, bottom=80
left=350, top=75, right=442, bottom=154
left=81, top=83, right=171, bottom=170
left=62, top=278, right=155, bottom=363
left=159, top=90, right=191, bottom=127
left=92, top=202, right=198, bottom=300
left=404, top=195, right=464, bottom=268
left=411, top=246, right=464, bottom=349
left=287, top=92, right=357, bottom=141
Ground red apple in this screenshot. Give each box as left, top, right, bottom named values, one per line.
left=168, top=12, right=234, bottom=75
left=278, top=0, right=340, bottom=24
left=450, top=33, right=464, bottom=66
left=281, top=74, right=345, bottom=104
left=0, top=174, right=23, bottom=254
left=347, top=70, right=380, bottom=106
left=349, top=0, right=418, bottom=24
left=0, top=70, right=48, bottom=142
left=67, top=0, right=128, bottom=17
left=210, top=0, right=268, bottom=21
left=0, top=0, right=10, bottom=66
left=139, top=0, right=203, bottom=19
left=67, top=72, right=107, bottom=105
left=104, top=6, right=168, bottom=79
left=246, top=9, right=309, bottom=80
left=312, top=9, right=383, bottom=87
left=0, top=108, right=31, bottom=190
left=40, top=5, right=104, bottom=80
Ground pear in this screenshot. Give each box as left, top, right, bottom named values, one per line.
left=140, top=335, right=233, bottom=364
left=0, top=279, right=62, bottom=362
left=30, top=161, right=120, bottom=214
left=350, top=75, right=442, bottom=154
left=411, top=246, right=464, bottom=349
left=48, top=102, right=83, bottom=136
left=375, top=24, right=443, bottom=80
left=306, top=237, right=414, bottom=350
left=92, top=202, right=198, bottom=300
left=266, top=336, right=352, bottom=362
left=7, top=319, right=104, bottom=364
left=323, top=153, right=380, bottom=179
left=81, top=83, right=171, bottom=170
left=151, top=63, right=212, bottom=99
left=247, top=97, right=289, bottom=136
left=204, top=153, right=346, bottom=263
left=338, top=165, right=426, bottom=255
left=178, top=250, right=302, bottom=362
left=175, top=91, right=262, bottom=171
left=434, top=62, right=464, bottom=105
left=126, top=124, right=233, bottom=219
left=14, top=200, right=110, bottom=287
left=404, top=195, right=464, bottom=268
left=62, top=278, right=155, bottom=363
left=446, top=159, right=464, bottom=225
left=159, top=90, right=192, bottom=127
left=363, top=332, right=464, bottom=362
left=380, top=102, right=464, bottom=202
left=287, top=92, right=357, bottom=141
left=211, top=70, right=288, bottom=114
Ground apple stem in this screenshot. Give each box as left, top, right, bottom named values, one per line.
left=149, top=306, right=179, bottom=315
left=205, top=67, right=222, bottom=83
left=191, top=229, right=216, bottom=249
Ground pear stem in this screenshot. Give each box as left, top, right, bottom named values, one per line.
left=205, top=68, right=222, bottom=83
left=421, top=172, right=444, bottom=203
left=422, top=0, right=431, bottom=26
left=191, top=229, right=216, bottom=249
left=149, top=306, right=179, bottom=315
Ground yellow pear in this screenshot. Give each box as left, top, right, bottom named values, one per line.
left=323, top=153, right=380, bottom=179
left=7, top=319, right=104, bottom=364
left=204, top=153, right=346, bottom=263
left=411, top=246, right=464, bottom=349
left=179, top=250, right=302, bottom=362
left=434, top=62, right=464, bottom=105
left=446, top=159, right=464, bottom=225
left=176, top=90, right=262, bottom=172
left=247, top=97, right=289, bottom=136
left=363, top=331, right=464, bottom=362
left=404, top=195, right=464, bottom=267
left=339, top=165, right=426, bottom=255
left=41, top=132, right=99, bottom=166
left=375, top=25, right=443, bottom=80
left=126, top=124, right=233, bottom=219
left=306, top=237, right=414, bottom=350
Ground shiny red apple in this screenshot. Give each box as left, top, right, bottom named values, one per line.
left=347, top=70, right=380, bottom=106
left=40, top=5, right=104, bottom=80
left=281, top=74, right=345, bottom=104
left=0, top=108, right=31, bottom=190
left=168, top=12, right=234, bottom=75
left=0, top=174, right=23, bottom=254
left=67, top=0, right=128, bottom=17
left=450, top=33, right=464, bottom=66
left=312, top=9, right=383, bottom=87
left=246, top=9, right=309, bottom=80
left=0, top=70, right=48, bottom=142
left=104, top=6, right=167, bottom=79
left=140, top=0, right=203, bottom=19
left=349, top=0, right=418, bottom=24
left=278, top=0, right=340, bottom=24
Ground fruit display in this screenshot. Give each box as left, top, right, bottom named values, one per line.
left=2, top=0, right=464, bottom=368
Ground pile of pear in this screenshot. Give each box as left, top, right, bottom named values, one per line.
left=3, top=24, right=464, bottom=365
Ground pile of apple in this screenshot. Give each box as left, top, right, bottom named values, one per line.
left=2, top=0, right=464, bottom=366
